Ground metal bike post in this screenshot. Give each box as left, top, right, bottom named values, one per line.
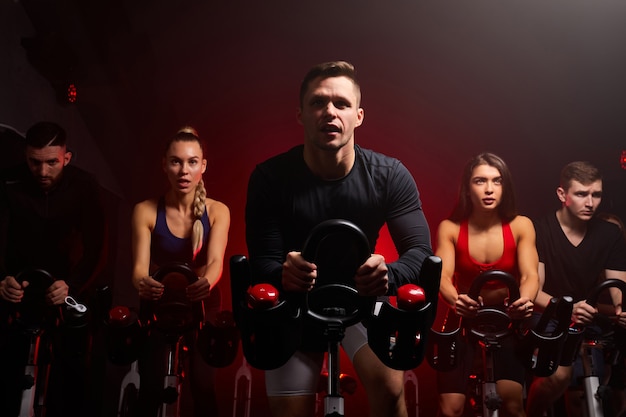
left=232, top=357, right=252, bottom=417
left=19, top=330, right=42, bottom=417
left=160, top=337, right=183, bottom=417
left=580, top=341, right=603, bottom=417
left=324, top=320, right=345, bottom=417
left=481, top=340, right=502, bottom=417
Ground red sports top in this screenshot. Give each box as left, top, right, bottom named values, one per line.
left=454, top=220, right=519, bottom=293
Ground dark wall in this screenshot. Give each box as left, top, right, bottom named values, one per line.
left=4, top=1, right=626, bottom=416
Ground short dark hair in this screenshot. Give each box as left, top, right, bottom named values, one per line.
left=25, top=121, right=67, bottom=148
left=449, top=152, right=518, bottom=223
left=299, top=61, right=361, bottom=107
left=559, top=161, right=602, bottom=191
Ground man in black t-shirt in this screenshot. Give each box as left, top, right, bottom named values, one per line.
left=526, top=161, right=626, bottom=417
left=246, top=61, right=433, bottom=417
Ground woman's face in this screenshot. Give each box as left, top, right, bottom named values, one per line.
left=162, top=140, right=206, bottom=194
left=468, top=163, right=503, bottom=211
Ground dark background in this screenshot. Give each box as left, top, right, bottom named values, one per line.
left=2, top=1, right=626, bottom=416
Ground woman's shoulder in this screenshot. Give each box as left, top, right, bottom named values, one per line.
left=438, top=219, right=460, bottom=236
left=131, top=198, right=159, bottom=231
left=205, top=198, right=230, bottom=218
left=133, top=198, right=159, bottom=217
left=509, top=215, right=535, bottom=235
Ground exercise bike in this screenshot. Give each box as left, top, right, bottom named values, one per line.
left=564, top=278, right=626, bottom=417
left=3, top=268, right=90, bottom=417
left=106, top=262, right=238, bottom=417
left=428, top=270, right=525, bottom=417
left=231, top=219, right=440, bottom=417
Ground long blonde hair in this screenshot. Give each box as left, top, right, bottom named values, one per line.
left=167, top=126, right=207, bottom=260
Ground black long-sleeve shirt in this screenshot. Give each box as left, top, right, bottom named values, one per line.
left=0, top=164, right=106, bottom=295
left=245, top=144, right=433, bottom=295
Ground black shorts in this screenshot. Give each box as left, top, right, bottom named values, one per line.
left=437, top=333, right=526, bottom=394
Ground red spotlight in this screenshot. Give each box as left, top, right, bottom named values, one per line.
left=66, top=83, right=77, bottom=104
left=621, top=150, right=626, bottom=170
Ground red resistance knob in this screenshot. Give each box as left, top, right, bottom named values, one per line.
left=247, top=283, right=279, bottom=309
left=396, top=284, right=426, bottom=310
left=108, top=305, right=132, bottom=325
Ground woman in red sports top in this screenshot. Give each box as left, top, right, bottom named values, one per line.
left=436, top=152, right=539, bottom=417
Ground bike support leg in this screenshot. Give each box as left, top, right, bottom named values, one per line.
left=19, top=330, right=43, bottom=417
left=581, top=344, right=604, bottom=417
left=324, top=321, right=345, bottom=417
left=160, top=337, right=183, bottom=417
left=481, top=341, right=502, bottom=417
left=117, top=360, right=140, bottom=417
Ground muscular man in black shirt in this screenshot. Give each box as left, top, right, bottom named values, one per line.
left=246, top=61, right=433, bottom=417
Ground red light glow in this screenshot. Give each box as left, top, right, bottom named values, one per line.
left=67, top=83, right=77, bottom=103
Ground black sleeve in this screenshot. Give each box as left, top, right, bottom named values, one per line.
left=245, top=165, right=285, bottom=290
left=384, top=163, right=433, bottom=294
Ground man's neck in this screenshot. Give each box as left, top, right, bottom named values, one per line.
left=556, top=207, right=588, bottom=246
left=303, top=145, right=356, bottom=180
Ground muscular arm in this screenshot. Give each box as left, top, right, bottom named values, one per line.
left=199, top=200, right=230, bottom=288
left=607, top=269, right=626, bottom=327
left=383, top=163, right=433, bottom=293
left=186, top=200, right=230, bottom=302
left=504, top=216, right=540, bottom=318
left=245, top=166, right=285, bottom=289
left=131, top=200, right=163, bottom=300
left=434, top=220, right=479, bottom=317
left=533, top=263, right=552, bottom=310
left=385, top=205, right=433, bottom=292
left=513, top=216, right=539, bottom=303
left=435, top=220, right=459, bottom=309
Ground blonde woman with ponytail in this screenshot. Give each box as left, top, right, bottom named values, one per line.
left=131, top=126, right=230, bottom=416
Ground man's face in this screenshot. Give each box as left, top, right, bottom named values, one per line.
left=297, top=76, right=364, bottom=152
left=558, top=179, right=603, bottom=221
left=26, top=145, right=71, bottom=191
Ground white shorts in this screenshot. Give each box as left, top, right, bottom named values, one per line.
left=265, top=322, right=368, bottom=396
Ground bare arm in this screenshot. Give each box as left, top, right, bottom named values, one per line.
left=506, top=216, right=539, bottom=318
left=131, top=200, right=163, bottom=300
left=187, top=200, right=230, bottom=302
left=202, top=200, right=230, bottom=288
left=534, top=262, right=553, bottom=310
left=436, top=220, right=480, bottom=317
left=435, top=220, right=459, bottom=309
left=607, top=269, right=626, bottom=327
